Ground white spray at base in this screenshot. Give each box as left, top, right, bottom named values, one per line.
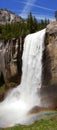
left=0, top=29, right=46, bottom=128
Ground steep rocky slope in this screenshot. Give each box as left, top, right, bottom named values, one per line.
left=0, top=37, right=24, bottom=86
left=42, top=21, right=57, bottom=87
left=0, top=9, right=24, bottom=24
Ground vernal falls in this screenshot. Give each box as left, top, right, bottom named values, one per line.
left=0, top=29, right=56, bottom=128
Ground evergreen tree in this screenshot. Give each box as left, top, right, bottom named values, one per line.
left=27, top=12, right=34, bottom=33
left=27, top=12, right=38, bottom=33
left=0, top=12, right=50, bottom=41
left=33, top=16, right=38, bottom=32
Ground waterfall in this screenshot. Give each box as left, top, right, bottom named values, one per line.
left=0, top=29, right=46, bottom=128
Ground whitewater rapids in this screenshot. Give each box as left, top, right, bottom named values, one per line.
left=0, top=29, right=46, bottom=128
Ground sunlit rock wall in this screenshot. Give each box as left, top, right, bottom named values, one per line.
left=42, top=22, right=57, bottom=87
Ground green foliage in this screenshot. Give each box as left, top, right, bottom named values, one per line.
left=0, top=82, right=16, bottom=94
left=0, top=12, right=50, bottom=41
left=0, top=22, right=28, bottom=40
left=27, top=12, right=50, bottom=33
left=27, top=12, right=38, bottom=33
left=37, top=19, right=50, bottom=31
left=6, top=82, right=16, bottom=89
left=0, top=114, right=57, bottom=130
left=0, top=84, right=5, bottom=94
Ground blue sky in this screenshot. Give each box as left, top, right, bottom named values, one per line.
left=0, top=0, right=57, bottom=21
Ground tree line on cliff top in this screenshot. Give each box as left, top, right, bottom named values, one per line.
left=0, top=12, right=50, bottom=41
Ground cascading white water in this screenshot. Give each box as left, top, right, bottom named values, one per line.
left=0, top=29, right=46, bottom=128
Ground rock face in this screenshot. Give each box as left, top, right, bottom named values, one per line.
left=0, top=37, right=24, bottom=86
left=42, top=22, right=57, bottom=87
left=0, top=21, right=57, bottom=88
left=0, top=9, right=24, bottom=24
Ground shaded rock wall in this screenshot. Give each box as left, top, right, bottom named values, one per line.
left=42, top=22, right=57, bottom=87
left=0, top=37, right=24, bottom=86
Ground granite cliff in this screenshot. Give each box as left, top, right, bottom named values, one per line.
left=42, top=21, right=57, bottom=87
left=0, top=9, right=24, bottom=24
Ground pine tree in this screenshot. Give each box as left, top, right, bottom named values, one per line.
left=27, top=12, right=34, bottom=33
left=27, top=12, right=38, bottom=33
left=33, top=16, right=38, bottom=32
